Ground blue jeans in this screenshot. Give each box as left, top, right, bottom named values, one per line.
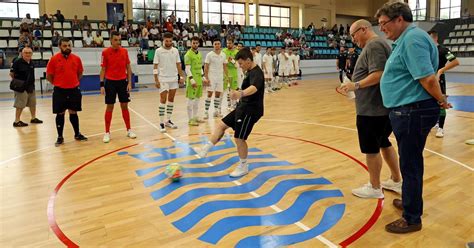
left=389, top=98, right=439, bottom=224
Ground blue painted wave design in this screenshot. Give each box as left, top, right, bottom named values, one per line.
left=151, top=168, right=312, bottom=200
left=198, top=190, right=344, bottom=244
left=160, top=170, right=323, bottom=215
left=173, top=180, right=336, bottom=232
left=235, top=204, right=345, bottom=248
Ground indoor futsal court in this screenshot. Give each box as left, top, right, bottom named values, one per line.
left=1, top=0, right=474, bottom=247
left=1, top=74, right=472, bottom=247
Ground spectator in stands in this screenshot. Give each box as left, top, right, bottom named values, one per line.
left=20, top=22, right=30, bottom=34
left=140, top=25, right=149, bottom=49
left=208, top=26, right=218, bottom=40
left=201, top=26, right=209, bottom=42
left=21, top=13, right=34, bottom=25
left=284, top=36, right=293, bottom=47
left=276, top=31, right=282, bottom=40
left=462, top=8, right=470, bottom=24
left=94, top=31, right=104, bottom=47
left=307, top=22, right=315, bottom=30
left=0, top=49, right=5, bottom=69
left=146, top=17, right=153, bottom=30
left=51, top=10, right=65, bottom=23
left=164, top=18, right=173, bottom=33
left=18, top=33, right=31, bottom=50
left=168, top=11, right=177, bottom=23
left=72, top=15, right=80, bottom=30
left=81, top=15, right=91, bottom=31
left=183, top=18, right=191, bottom=31
left=51, top=31, right=60, bottom=47
left=99, top=21, right=107, bottom=30
left=109, top=25, right=116, bottom=35
left=119, top=24, right=129, bottom=40
left=40, top=14, right=50, bottom=26
left=83, top=31, right=94, bottom=47
left=233, top=27, right=241, bottom=41
left=235, top=22, right=241, bottom=32
left=128, top=32, right=138, bottom=47
left=227, top=21, right=234, bottom=31
left=11, top=47, right=43, bottom=128
left=176, top=18, right=183, bottom=31
left=331, top=24, right=338, bottom=34
left=346, top=24, right=350, bottom=34
left=114, top=9, right=125, bottom=30
left=173, top=25, right=181, bottom=40
left=221, top=21, right=227, bottom=32
left=149, top=25, right=160, bottom=40
left=339, top=24, right=344, bottom=35
left=182, top=28, right=189, bottom=40
left=33, top=27, right=41, bottom=38
left=340, top=38, right=346, bottom=47
left=32, top=37, right=41, bottom=51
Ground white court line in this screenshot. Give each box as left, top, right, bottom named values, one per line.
left=0, top=124, right=148, bottom=166
left=261, top=118, right=474, bottom=172
left=128, top=107, right=339, bottom=248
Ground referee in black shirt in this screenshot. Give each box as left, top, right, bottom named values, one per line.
left=336, top=46, right=348, bottom=83
left=198, top=47, right=265, bottom=178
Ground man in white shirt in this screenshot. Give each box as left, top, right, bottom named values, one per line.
left=21, top=13, right=34, bottom=25
left=203, top=39, right=228, bottom=119
left=293, top=49, right=300, bottom=85
left=153, top=32, right=186, bottom=132
left=262, top=47, right=274, bottom=93
left=83, top=31, right=93, bottom=47
left=288, top=49, right=297, bottom=84
left=149, top=26, right=159, bottom=40
left=252, top=46, right=262, bottom=68
left=277, top=47, right=290, bottom=86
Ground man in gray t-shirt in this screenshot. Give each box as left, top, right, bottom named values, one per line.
left=341, top=19, right=402, bottom=199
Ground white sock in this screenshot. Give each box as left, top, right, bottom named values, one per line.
left=193, top=99, right=199, bottom=119
left=159, top=103, right=166, bottom=123
left=187, top=99, right=193, bottom=121
left=205, top=97, right=211, bottom=112
left=240, top=158, right=248, bottom=165
left=214, top=97, right=221, bottom=113
left=166, top=102, right=174, bottom=121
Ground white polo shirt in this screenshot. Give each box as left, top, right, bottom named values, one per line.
left=205, top=50, right=227, bottom=80
left=153, top=46, right=181, bottom=82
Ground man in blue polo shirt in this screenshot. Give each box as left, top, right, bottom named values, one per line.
left=376, top=2, right=451, bottom=234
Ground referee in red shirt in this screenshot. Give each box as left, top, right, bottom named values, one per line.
left=46, top=38, right=87, bottom=146
left=100, top=31, right=136, bottom=143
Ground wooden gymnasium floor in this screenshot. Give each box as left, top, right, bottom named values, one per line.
left=0, top=73, right=473, bottom=247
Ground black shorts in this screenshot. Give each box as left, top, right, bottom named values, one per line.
left=105, top=79, right=130, bottom=104
left=356, top=115, right=393, bottom=154
left=52, top=87, right=82, bottom=114
left=439, top=74, right=446, bottom=94
left=222, top=109, right=261, bottom=140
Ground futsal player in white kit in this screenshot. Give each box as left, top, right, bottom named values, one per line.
left=262, top=47, right=274, bottom=93
left=153, top=32, right=186, bottom=133
left=252, top=46, right=262, bottom=68
left=277, top=47, right=290, bottom=86
left=203, top=39, right=228, bottom=119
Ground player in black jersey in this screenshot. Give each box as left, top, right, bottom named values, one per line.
left=428, top=30, right=460, bottom=138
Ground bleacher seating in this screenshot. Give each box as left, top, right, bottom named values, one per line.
left=444, top=19, right=474, bottom=57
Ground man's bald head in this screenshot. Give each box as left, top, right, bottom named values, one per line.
left=350, top=19, right=376, bottom=48
left=350, top=19, right=372, bottom=33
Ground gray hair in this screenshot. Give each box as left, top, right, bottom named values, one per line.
left=375, top=1, right=413, bottom=23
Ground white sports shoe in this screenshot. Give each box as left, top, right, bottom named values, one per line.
left=127, top=130, right=137, bottom=139
left=203, top=111, right=209, bottom=120
left=230, top=163, right=249, bottom=178
left=436, top=128, right=444, bottom=138
left=197, top=143, right=212, bottom=158
left=352, top=183, right=384, bottom=199
left=103, top=133, right=111, bottom=143
left=381, top=178, right=402, bottom=194
left=159, top=123, right=166, bottom=133
left=165, top=120, right=178, bottom=129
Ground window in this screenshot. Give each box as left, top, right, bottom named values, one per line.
left=0, top=0, right=39, bottom=18
left=200, top=0, right=245, bottom=25
left=408, top=0, right=426, bottom=21
left=439, top=0, right=461, bottom=20
left=255, top=5, right=290, bottom=27
left=132, top=0, right=189, bottom=23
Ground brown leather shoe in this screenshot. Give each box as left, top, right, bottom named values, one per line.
left=385, top=218, right=422, bottom=233
left=393, top=199, right=403, bottom=210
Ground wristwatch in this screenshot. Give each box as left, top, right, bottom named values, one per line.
left=354, top=82, right=360, bottom=90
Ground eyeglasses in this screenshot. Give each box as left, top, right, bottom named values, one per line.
left=378, top=17, right=396, bottom=28
left=350, top=27, right=364, bottom=38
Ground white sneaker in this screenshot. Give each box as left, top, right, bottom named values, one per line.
left=213, top=111, right=219, bottom=118
left=165, top=120, right=178, bottom=129
left=381, top=178, right=402, bottom=194
left=203, top=111, right=209, bottom=120
left=103, top=133, right=111, bottom=143
left=352, top=183, right=384, bottom=199
left=436, top=128, right=444, bottom=138
left=159, top=123, right=166, bottom=133
left=127, top=130, right=137, bottom=139
left=230, top=163, right=249, bottom=177
left=433, top=123, right=439, bottom=130
left=197, top=143, right=212, bottom=158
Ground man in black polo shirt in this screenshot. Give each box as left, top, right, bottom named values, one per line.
left=428, top=30, right=460, bottom=138
left=11, top=47, right=43, bottom=127
left=336, top=46, right=348, bottom=83
left=198, top=47, right=265, bottom=178
left=346, top=47, right=359, bottom=80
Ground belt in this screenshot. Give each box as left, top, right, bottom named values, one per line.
left=393, top=98, right=436, bottom=109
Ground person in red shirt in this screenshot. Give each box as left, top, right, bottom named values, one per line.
left=164, top=18, right=173, bottom=33
left=46, top=38, right=87, bottom=146
left=100, top=31, right=135, bottom=143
